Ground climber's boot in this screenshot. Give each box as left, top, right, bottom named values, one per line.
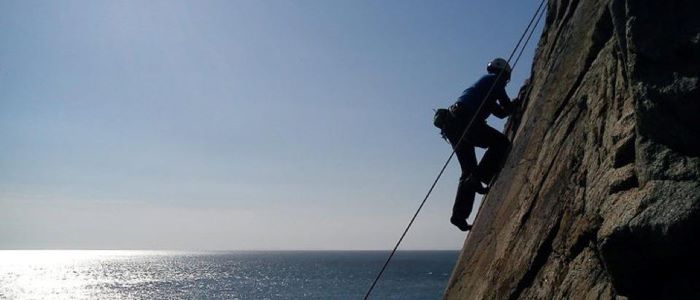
left=450, top=216, right=473, bottom=232
left=467, top=175, right=489, bottom=195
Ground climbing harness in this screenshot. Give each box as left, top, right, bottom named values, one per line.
left=362, top=1, right=548, bottom=299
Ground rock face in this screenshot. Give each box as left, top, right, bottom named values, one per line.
left=444, top=0, right=699, bottom=299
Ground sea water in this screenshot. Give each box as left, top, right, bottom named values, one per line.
left=0, top=250, right=459, bottom=299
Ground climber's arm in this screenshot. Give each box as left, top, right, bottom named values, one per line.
left=496, top=86, right=512, bottom=109
left=492, top=86, right=514, bottom=118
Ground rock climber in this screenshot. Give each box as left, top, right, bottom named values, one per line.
left=443, top=58, right=518, bottom=231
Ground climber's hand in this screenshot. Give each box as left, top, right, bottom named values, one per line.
left=508, top=97, right=523, bottom=114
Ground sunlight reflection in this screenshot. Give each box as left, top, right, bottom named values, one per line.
left=0, top=250, right=171, bottom=300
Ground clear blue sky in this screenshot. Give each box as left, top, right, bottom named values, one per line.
left=0, top=0, right=543, bottom=250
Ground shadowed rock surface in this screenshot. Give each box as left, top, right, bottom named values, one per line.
left=444, top=0, right=699, bottom=299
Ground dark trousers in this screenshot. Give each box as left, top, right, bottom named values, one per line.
left=445, top=121, right=510, bottom=220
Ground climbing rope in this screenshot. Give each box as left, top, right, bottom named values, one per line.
left=362, top=1, right=547, bottom=299
left=512, top=4, right=547, bottom=72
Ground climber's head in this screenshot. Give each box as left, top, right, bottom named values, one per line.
left=487, top=58, right=512, bottom=81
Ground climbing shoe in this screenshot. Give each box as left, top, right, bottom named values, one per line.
left=450, top=217, right=473, bottom=232
left=467, top=176, right=489, bottom=195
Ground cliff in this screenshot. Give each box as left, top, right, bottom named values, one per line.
left=444, top=0, right=700, bottom=299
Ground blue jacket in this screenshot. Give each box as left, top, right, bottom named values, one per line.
left=456, top=74, right=511, bottom=121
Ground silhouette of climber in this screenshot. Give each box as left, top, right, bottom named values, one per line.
left=445, top=58, right=517, bottom=231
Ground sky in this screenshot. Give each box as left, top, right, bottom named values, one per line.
left=0, top=0, right=544, bottom=250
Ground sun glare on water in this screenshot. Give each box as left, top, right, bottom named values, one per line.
left=0, top=250, right=172, bottom=300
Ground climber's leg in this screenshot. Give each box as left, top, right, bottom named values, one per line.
left=451, top=138, right=477, bottom=183
left=445, top=129, right=478, bottom=228
left=472, top=123, right=510, bottom=184
left=452, top=175, right=476, bottom=219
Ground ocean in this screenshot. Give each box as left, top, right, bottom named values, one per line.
left=0, top=250, right=459, bottom=299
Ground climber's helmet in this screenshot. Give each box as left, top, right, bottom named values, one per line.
left=487, top=58, right=512, bottom=79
